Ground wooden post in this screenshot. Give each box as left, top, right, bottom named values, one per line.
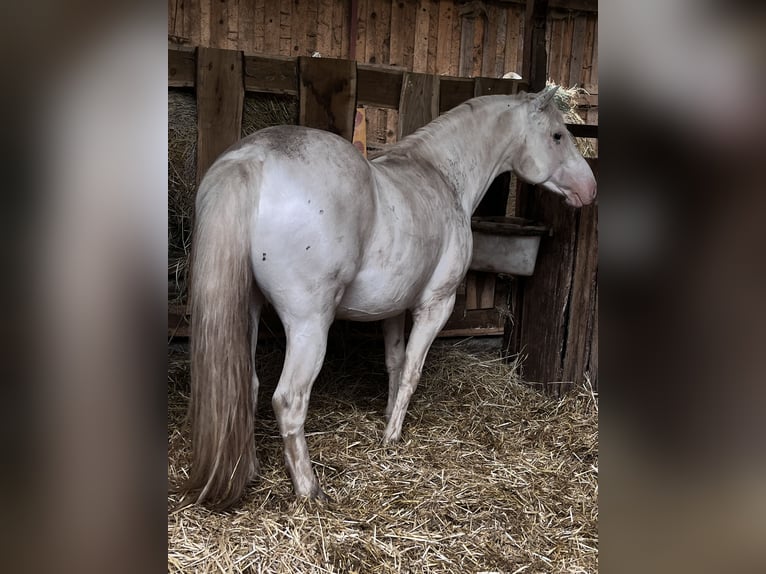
left=506, top=0, right=599, bottom=393
left=195, top=47, right=244, bottom=184
left=298, top=56, right=358, bottom=141
left=397, top=72, right=440, bottom=138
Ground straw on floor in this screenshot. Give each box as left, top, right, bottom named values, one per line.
left=168, top=339, right=598, bottom=573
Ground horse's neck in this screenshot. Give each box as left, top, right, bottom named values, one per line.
left=404, top=98, right=522, bottom=216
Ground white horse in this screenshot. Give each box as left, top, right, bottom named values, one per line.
left=181, top=87, right=596, bottom=508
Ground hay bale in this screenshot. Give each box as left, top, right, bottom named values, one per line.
left=548, top=82, right=597, bottom=159
left=168, top=341, right=598, bottom=573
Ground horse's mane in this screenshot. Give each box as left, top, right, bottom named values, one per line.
left=377, top=92, right=534, bottom=161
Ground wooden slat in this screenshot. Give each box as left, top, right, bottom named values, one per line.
left=316, top=0, right=335, bottom=58
left=562, top=197, right=598, bottom=386
left=398, top=72, right=439, bottom=138
left=559, top=12, right=574, bottom=85
left=505, top=4, right=523, bottom=76
left=426, top=0, right=439, bottom=74
left=195, top=47, right=244, bottom=184
left=186, top=0, right=202, bottom=46
left=439, top=77, right=475, bottom=112
left=356, top=64, right=404, bottom=108
left=244, top=53, right=298, bottom=94
left=548, top=16, right=563, bottom=84
left=465, top=271, right=497, bottom=310
left=298, top=56, right=358, bottom=141
left=470, top=14, right=485, bottom=77
left=389, top=0, right=404, bottom=66
left=227, top=0, right=240, bottom=48
left=494, top=5, right=508, bottom=76
left=458, top=14, right=474, bottom=77
left=200, top=0, right=211, bottom=46
left=280, top=0, right=293, bottom=56
left=264, top=0, right=279, bottom=54
left=330, top=0, right=345, bottom=58
left=449, top=0, right=462, bottom=76
left=581, top=14, right=596, bottom=86
left=355, top=0, right=368, bottom=61
left=169, top=46, right=196, bottom=87
left=210, top=0, right=228, bottom=48
left=569, top=14, right=588, bottom=86
left=435, top=0, right=454, bottom=75
left=239, top=0, right=256, bottom=53
left=254, top=0, right=265, bottom=53
left=413, top=0, right=430, bottom=72
left=303, top=0, right=320, bottom=56
left=481, top=4, right=498, bottom=77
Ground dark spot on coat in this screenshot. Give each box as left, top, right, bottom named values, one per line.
left=306, top=245, right=311, bottom=250
left=262, top=253, right=267, bottom=261
left=319, top=209, right=324, bottom=214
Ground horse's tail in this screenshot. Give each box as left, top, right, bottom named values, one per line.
left=180, top=159, right=260, bottom=510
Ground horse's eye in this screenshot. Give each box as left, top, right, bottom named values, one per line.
left=553, top=132, right=562, bottom=142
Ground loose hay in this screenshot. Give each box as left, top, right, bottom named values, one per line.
left=168, top=340, right=598, bottom=573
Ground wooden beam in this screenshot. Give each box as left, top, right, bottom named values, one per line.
left=398, top=72, right=440, bottom=138
left=298, top=56, right=358, bottom=141
left=195, top=47, right=244, bottom=184
left=244, top=53, right=298, bottom=94
left=168, top=45, right=196, bottom=87
left=356, top=64, right=405, bottom=108
left=522, top=0, right=549, bottom=92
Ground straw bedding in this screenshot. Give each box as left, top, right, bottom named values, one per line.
left=168, top=339, right=598, bottom=573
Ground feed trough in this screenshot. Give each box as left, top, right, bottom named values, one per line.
left=469, top=216, right=549, bottom=276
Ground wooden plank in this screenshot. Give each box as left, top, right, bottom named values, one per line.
left=413, top=0, right=430, bottom=72
left=244, top=53, right=298, bottom=94
left=581, top=14, right=596, bottom=86
left=465, top=271, right=496, bottom=310
left=303, top=0, right=320, bottom=56
left=505, top=4, right=523, bottom=77
left=298, top=56, right=358, bottom=141
left=355, top=0, right=368, bottom=61
left=494, top=5, right=508, bottom=77
left=227, top=0, right=240, bottom=48
left=279, top=0, right=292, bottom=56
left=169, top=47, right=196, bottom=87
left=435, top=0, right=454, bottom=75
left=389, top=0, right=404, bottom=66
left=356, top=64, right=404, bottom=108
left=352, top=107, right=367, bottom=156
left=426, top=0, right=439, bottom=74
left=239, top=0, right=256, bottom=53
left=439, top=76, right=475, bottom=112
left=185, top=0, right=202, bottom=46
left=481, top=3, right=498, bottom=77
left=264, top=0, right=279, bottom=54
left=569, top=14, right=588, bottom=87
left=496, top=0, right=597, bottom=11
left=548, top=16, right=563, bottom=84
left=449, top=0, right=462, bottom=76
left=254, top=0, right=265, bottom=53
left=398, top=72, right=439, bottom=138
left=562, top=195, right=598, bottom=385
left=522, top=0, right=549, bottom=91
left=317, top=0, right=334, bottom=57
left=400, top=0, right=417, bottom=71
left=195, top=47, right=244, bottom=184
left=590, top=14, right=598, bottom=84
left=559, top=12, right=574, bottom=86
left=200, top=0, right=211, bottom=46
left=458, top=14, right=474, bottom=77
left=209, top=0, right=228, bottom=48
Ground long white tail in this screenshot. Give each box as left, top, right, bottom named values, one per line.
left=181, top=160, right=259, bottom=510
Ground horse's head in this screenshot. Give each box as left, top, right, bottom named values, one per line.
left=512, top=87, right=597, bottom=207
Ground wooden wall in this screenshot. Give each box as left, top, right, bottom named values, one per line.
left=168, top=0, right=598, bottom=139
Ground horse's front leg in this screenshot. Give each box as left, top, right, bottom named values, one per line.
left=382, top=313, right=406, bottom=421
left=383, top=293, right=456, bottom=443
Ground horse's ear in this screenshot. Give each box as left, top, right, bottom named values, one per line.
left=534, top=86, right=559, bottom=111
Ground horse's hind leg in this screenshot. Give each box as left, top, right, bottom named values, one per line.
left=383, top=294, right=456, bottom=444
left=382, top=313, right=406, bottom=421
left=272, top=316, right=332, bottom=499
left=248, top=288, right=264, bottom=480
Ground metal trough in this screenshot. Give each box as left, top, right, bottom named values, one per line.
left=469, top=216, right=549, bottom=276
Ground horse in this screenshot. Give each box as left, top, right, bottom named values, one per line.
left=180, top=87, right=596, bottom=509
